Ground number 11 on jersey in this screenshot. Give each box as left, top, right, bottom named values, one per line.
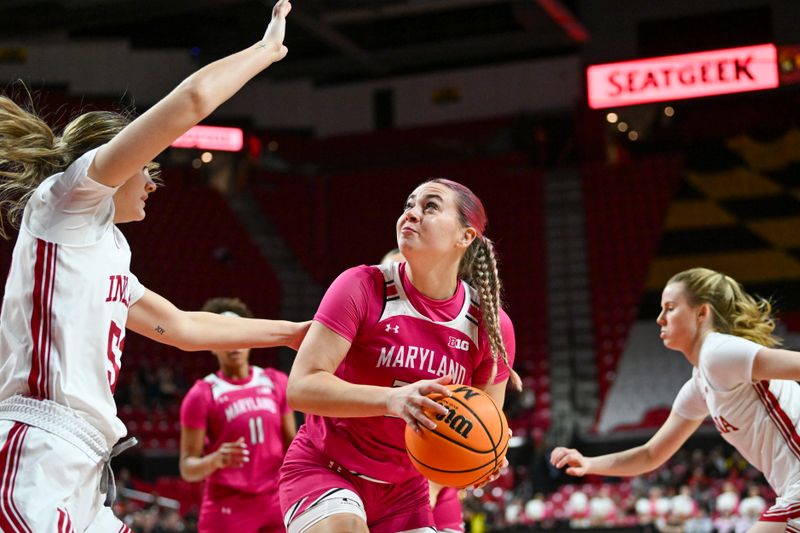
left=249, top=416, right=265, bottom=444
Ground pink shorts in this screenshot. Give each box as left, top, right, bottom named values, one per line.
left=433, top=487, right=464, bottom=533
left=199, top=483, right=282, bottom=533
left=279, top=434, right=434, bottom=532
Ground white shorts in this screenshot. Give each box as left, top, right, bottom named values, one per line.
left=761, top=494, right=800, bottom=531
left=0, top=415, right=131, bottom=531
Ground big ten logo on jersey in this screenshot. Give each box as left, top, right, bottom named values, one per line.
left=105, top=274, right=131, bottom=306
left=448, top=336, right=469, bottom=351
left=712, top=415, right=739, bottom=434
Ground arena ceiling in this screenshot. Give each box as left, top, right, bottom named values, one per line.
left=0, top=0, right=585, bottom=84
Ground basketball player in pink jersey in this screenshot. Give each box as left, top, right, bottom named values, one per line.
left=180, top=297, right=296, bottom=533
left=280, top=179, right=521, bottom=533
left=551, top=267, right=800, bottom=533
left=380, top=249, right=466, bottom=533
left=0, top=2, right=304, bottom=532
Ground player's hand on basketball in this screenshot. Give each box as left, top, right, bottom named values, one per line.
left=387, top=375, right=453, bottom=433
left=260, top=0, right=291, bottom=62
left=471, top=427, right=512, bottom=488
left=472, top=457, right=508, bottom=489
left=212, top=437, right=250, bottom=470
left=550, top=446, right=589, bottom=477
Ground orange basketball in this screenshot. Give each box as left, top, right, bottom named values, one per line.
left=404, top=384, right=509, bottom=488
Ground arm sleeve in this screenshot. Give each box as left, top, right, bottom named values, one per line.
left=128, top=272, right=146, bottom=307
left=26, top=145, right=118, bottom=245
left=314, top=266, right=380, bottom=342
left=180, top=382, right=211, bottom=430
left=702, top=335, right=762, bottom=391
left=472, top=308, right=515, bottom=385
left=671, top=377, right=709, bottom=420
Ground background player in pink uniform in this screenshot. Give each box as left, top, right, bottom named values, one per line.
left=280, top=179, right=521, bottom=533
left=180, top=297, right=296, bottom=533
left=0, top=2, right=302, bottom=531
left=551, top=267, right=800, bottom=533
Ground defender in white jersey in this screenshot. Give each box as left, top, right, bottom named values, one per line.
left=551, top=267, right=800, bottom=533
left=0, top=2, right=306, bottom=531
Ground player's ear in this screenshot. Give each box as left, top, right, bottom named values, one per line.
left=457, top=227, right=477, bottom=250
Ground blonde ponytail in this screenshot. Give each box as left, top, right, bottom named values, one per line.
left=0, top=95, right=130, bottom=239
left=669, top=268, right=779, bottom=347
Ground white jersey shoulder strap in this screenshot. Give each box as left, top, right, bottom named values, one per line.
left=376, top=261, right=480, bottom=344
left=202, top=366, right=273, bottom=400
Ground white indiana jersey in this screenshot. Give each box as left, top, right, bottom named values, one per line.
left=673, top=332, right=800, bottom=498
left=0, top=146, right=145, bottom=449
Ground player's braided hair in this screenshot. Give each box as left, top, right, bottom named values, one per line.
left=428, top=178, right=522, bottom=390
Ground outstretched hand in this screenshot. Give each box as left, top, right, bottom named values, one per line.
left=387, top=375, right=453, bottom=433
left=550, top=446, right=590, bottom=477
left=261, top=0, right=292, bottom=61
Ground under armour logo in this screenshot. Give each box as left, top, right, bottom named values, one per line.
left=385, top=324, right=399, bottom=333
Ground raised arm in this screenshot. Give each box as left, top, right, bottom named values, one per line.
left=550, top=411, right=703, bottom=478
left=286, top=320, right=452, bottom=432
left=89, top=0, right=291, bottom=188
left=126, top=289, right=308, bottom=351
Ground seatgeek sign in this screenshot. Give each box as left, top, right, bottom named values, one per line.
left=171, top=125, right=244, bottom=151
left=587, top=44, right=779, bottom=109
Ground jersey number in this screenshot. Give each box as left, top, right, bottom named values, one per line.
left=249, top=416, right=265, bottom=445
left=106, top=321, right=124, bottom=393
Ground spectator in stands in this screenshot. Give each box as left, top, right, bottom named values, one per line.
left=0, top=2, right=305, bottom=531
left=566, top=487, right=590, bottom=528
left=738, top=485, right=768, bottom=533
left=179, top=297, right=295, bottom=532
left=588, top=485, right=617, bottom=527
left=551, top=267, right=800, bottom=532
left=684, top=507, right=715, bottom=533
left=524, top=492, right=550, bottom=526
left=504, top=495, right=526, bottom=526
left=635, top=486, right=671, bottom=527
left=671, top=484, right=699, bottom=524
left=716, top=480, right=741, bottom=517
left=281, top=179, right=520, bottom=532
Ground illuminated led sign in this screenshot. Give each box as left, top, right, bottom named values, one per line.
left=170, top=125, right=244, bottom=152
left=587, top=44, right=779, bottom=109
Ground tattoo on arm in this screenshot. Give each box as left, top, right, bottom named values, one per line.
left=155, top=325, right=166, bottom=335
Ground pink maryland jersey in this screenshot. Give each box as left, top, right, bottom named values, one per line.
left=673, top=332, right=800, bottom=498
left=0, top=147, right=145, bottom=448
left=181, top=366, right=290, bottom=493
left=305, top=261, right=515, bottom=484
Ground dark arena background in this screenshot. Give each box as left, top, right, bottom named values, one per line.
left=2, top=0, right=800, bottom=531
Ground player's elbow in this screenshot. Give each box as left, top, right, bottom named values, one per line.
left=286, top=376, right=303, bottom=411
left=175, top=79, right=216, bottom=121
left=178, top=460, right=199, bottom=483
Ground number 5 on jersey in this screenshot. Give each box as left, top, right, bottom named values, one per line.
left=106, top=321, right=124, bottom=393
